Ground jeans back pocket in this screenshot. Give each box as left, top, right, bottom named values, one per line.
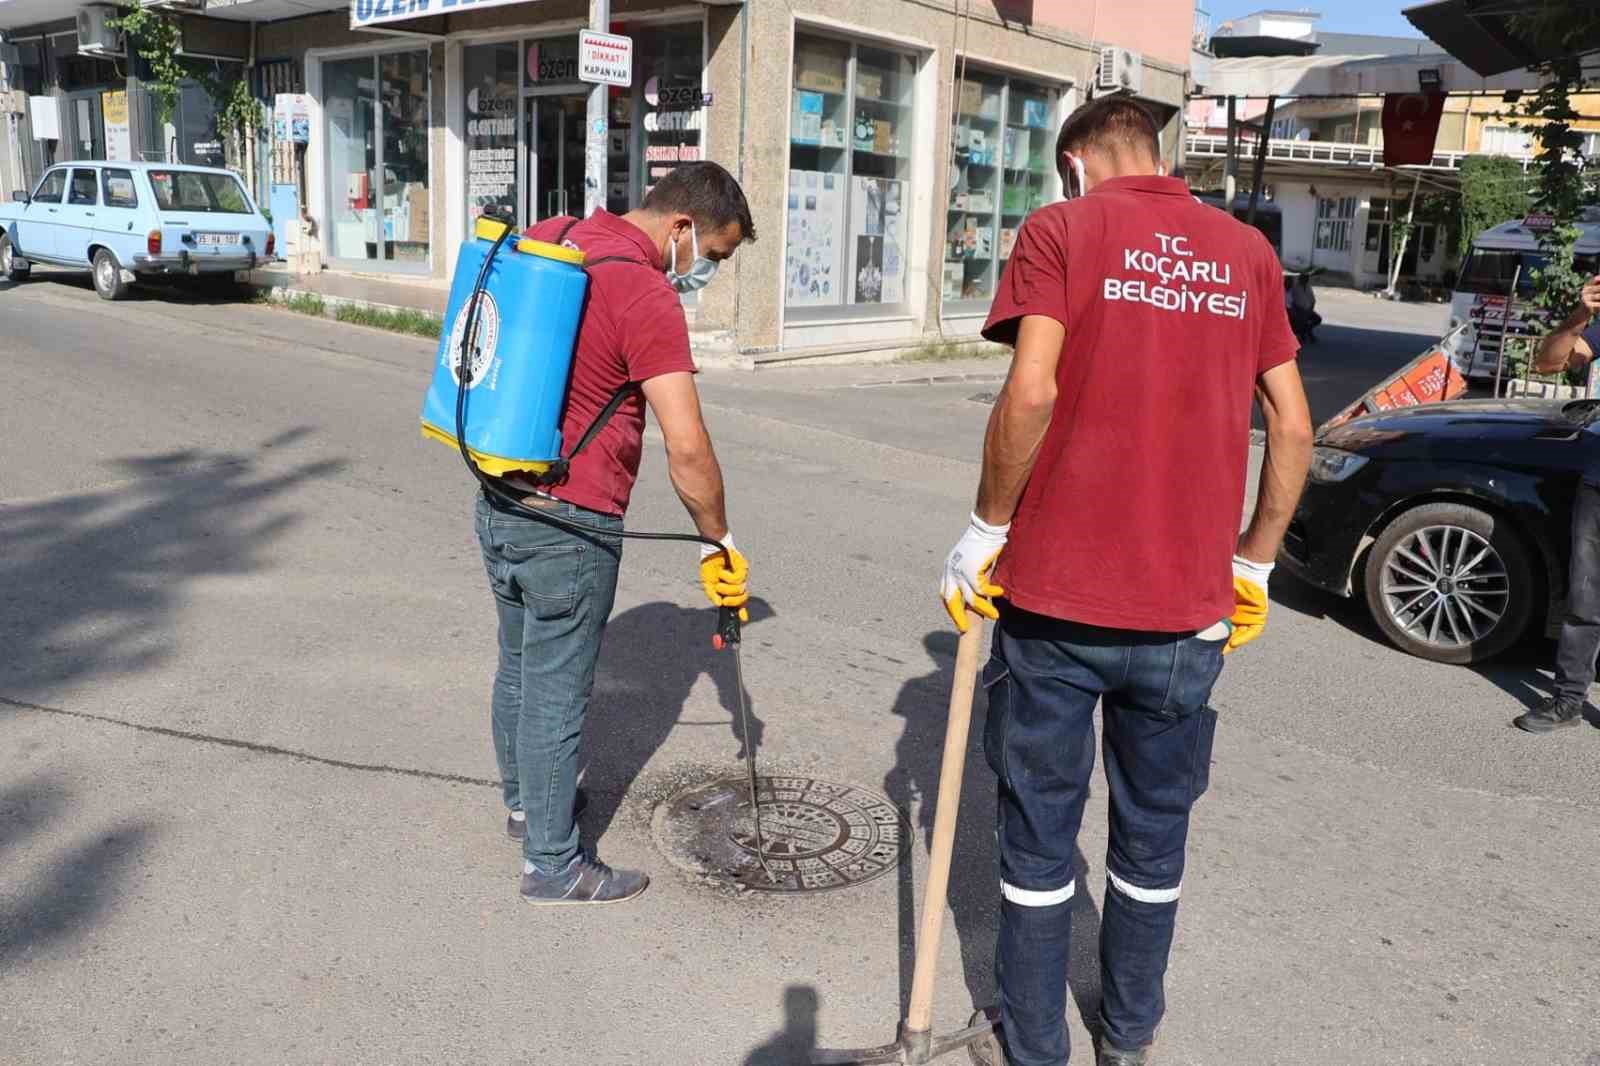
left=502, top=543, right=585, bottom=620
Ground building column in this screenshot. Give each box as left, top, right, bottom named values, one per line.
left=727, top=0, right=788, bottom=355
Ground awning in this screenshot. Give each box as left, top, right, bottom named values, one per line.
left=1403, top=0, right=1600, bottom=76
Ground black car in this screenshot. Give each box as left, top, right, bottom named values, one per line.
left=1279, top=397, right=1598, bottom=664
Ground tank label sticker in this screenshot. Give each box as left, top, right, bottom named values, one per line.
left=444, top=291, right=501, bottom=391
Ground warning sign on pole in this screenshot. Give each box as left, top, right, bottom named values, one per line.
left=579, top=31, right=633, bottom=87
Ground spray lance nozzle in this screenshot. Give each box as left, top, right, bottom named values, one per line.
left=712, top=603, right=742, bottom=651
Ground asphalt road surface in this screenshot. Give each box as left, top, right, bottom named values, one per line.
left=2, top=274, right=1595, bottom=1066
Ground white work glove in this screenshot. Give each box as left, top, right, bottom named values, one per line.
left=940, top=513, right=1009, bottom=633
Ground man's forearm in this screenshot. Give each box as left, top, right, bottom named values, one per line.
left=974, top=391, right=1055, bottom=526
left=667, top=440, right=729, bottom=541
left=1534, top=306, right=1593, bottom=374
left=1237, top=427, right=1312, bottom=563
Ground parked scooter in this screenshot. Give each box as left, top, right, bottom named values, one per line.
left=1285, top=268, right=1322, bottom=345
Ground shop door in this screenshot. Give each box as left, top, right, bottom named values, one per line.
left=528, top=93, right=587, bottom=222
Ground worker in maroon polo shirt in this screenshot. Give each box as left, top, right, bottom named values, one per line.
left=944, top=97, right=1314, bottom=1066
left=478, top=162, right=754, bottom=907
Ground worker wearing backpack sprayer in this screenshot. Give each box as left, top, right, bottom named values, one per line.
left=942, top=97, right=1312, bottom=1065
left=473, top=163, right=756, bottom=907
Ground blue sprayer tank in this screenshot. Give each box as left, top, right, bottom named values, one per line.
left=420, top=217, right=589, bottom=476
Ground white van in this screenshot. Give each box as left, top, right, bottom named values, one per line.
left=1449, top=212, right=1600, bottom=380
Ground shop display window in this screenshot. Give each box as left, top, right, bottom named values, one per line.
left=786, top=33, right=916, bottom=312
left=944, top=69, right=1060, bottom=310
left=325, top=49, right=431, bottom=272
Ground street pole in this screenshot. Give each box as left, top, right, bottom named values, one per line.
left=1246, top=95, right=1276, bottom=227
left=1224, top=95, right=1238, bottom=207
left=583, top=0, right=609, bottom=218
left=1386, top=171, right=1421, bottom=297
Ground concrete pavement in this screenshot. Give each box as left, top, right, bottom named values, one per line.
left=1, top=274, right=1596, bottom=1065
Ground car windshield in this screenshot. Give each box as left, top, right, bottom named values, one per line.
left=147, top=170, right=251, bottom=213
left=1459, top=247, right=1600, bottom=295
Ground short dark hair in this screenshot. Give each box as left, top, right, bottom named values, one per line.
left=642, top=162, right=757, bottom=242
left=1054, top=95, right=1162, bottom=180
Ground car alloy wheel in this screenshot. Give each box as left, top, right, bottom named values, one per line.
left=96, top=254, right=115, bottom=293
left=1, top=241, right=11, bottom=273
left=1378, top=524, right=1509, bottom=650
left=92, top=248, right=128, bottom=300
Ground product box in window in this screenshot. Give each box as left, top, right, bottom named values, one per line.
left=974, top=226, right=995, bottom=259
left=958, top=80, right=984, bottom=117
left=874, top=119, right=894, bottom=155
left=796, top=45, right=847, bottom=94
left=821, top=119, right=846, bottom=148
left=967, top=189, right=994, bottom=213
left=857, top=68, right=885, bottom=101
left=999, top=227, right=1017, bottom=260
left=1023, top=98, right=1051, bottom=129
left=854, top=114, right=876, bottom=152
left=1003, top=128, right=1024, bottom=168
left=792, top=91, right=824, bottom=145
left=943, top=261, right=963, bottom=299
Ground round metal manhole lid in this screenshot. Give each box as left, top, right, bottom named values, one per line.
left=652, top=776, right=909, bottom=893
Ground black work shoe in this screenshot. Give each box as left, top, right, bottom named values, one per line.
left=521, top=853, right=648, bottom=906
left=505, top=789, right=588, bottom=842
left=1096, top=1036, right=1152, bottom=1066
left=1513, top=696, right=1584, bottom=734
left=966, top=1008, right=1004, bottom=1066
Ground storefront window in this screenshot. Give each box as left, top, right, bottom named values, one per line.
left=325, top=49, right=430, bottom=271
left=945, top=68, right=1059, bottom=310
left=463, top=42, right=519, bottom=224
left=786, top=33, right=915, bottom=312
left=636, top=24, right=705, bottom=209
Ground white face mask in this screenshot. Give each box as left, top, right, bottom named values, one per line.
left=667, top=222, right=719, bottom=293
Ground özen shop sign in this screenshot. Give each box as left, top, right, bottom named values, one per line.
left=351, top=0, right=531, bottom=30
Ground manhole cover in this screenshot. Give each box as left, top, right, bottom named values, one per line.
left=653, top=776, right=909, bottom=893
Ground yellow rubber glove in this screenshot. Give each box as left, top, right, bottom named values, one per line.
left=700, top=536, right=750, bottom=623
left=940, top=513, right=1009, bottom=633
left=1225, top=556, right=1273, bottom=654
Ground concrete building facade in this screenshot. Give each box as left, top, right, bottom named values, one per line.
left=0, top=0, right=1193, bottom=361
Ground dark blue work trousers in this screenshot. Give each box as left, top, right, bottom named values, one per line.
left=984, top=604, right=1224, bottom=1065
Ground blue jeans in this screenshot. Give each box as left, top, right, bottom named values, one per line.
left=475, top=492, right=622, bottom=875
left=984, top=604, right=1224, bottom=1065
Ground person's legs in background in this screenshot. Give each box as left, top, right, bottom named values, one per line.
left=1518, top=482, right=1600, bottom=733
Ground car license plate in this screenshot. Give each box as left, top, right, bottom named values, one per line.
left=195, top=233, right=239, bottom=246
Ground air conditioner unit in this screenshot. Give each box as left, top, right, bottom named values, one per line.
left=76, top=5, right=124, bottom=57
left=1097, top=47, right=1144, bottom=96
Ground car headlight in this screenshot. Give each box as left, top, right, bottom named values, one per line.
left=1309, top=446, right=1370, bottom=483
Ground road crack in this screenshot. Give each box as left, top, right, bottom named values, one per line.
left=0, top=694, right=498, bottom=789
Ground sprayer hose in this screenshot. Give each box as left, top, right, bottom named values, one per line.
left=453, top=222, right=727, bottom=559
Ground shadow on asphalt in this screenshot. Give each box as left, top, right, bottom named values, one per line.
left=0, top=770, right=156, bottom=965
left=0, top=270, right=259, bottom=307
left=0, top=432, right=343, bottom=695
left=884, top=632, right=1105, bottom=1042
left=1263, top=321, right=1440, bottom=430
left=1272, top=570, right=1588, bottom=726
left=581, top=598, right=775, bottom=848
left=742, top=985, right=819, bottom=1065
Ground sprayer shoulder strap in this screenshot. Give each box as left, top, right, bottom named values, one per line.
left=531, top=218, right=658, bottom=485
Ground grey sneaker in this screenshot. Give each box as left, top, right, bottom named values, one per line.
left=520, top=853, right=648, bottom=906
left=505, top=789, right=588, bottom=842
left=1513, top=696, right=1584, bottom=734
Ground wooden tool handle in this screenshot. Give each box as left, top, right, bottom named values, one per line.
left=905, top=621, right=986, bottom=1036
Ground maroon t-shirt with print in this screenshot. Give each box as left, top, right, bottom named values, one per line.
left=522, top=210, right=695, bottom=517
left=982, top=176, right=1300, bottom=631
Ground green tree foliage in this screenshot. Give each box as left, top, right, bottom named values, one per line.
left=1458, top=156, right=1533, bottom=251
left=111, top=7, right=262, bottom=156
